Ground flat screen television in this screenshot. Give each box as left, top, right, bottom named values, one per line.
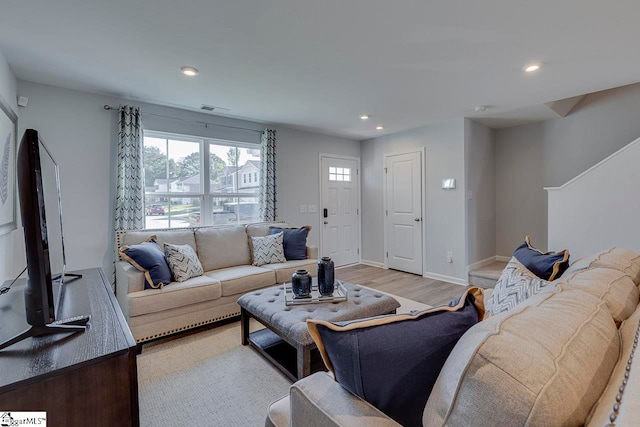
left=0, top=129, right=88, bottom=351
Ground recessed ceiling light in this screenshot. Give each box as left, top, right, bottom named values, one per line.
left=376, top=126, right=384, bottom=130
left=474, top=105, right=487, bottom=112
left=181, top=66, right=199, bottom=77
left=360, top=115, right=370, bottom=120
left=524, top=63, right=541, bottom=73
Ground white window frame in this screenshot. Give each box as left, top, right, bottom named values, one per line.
left=143, top=130, right=261, bottom=227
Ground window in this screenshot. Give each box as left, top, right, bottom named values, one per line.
left=243, top=174, right=247, bottom=184
left=248, top=173, right=252, bottom=183
left=254, top=172, right=257, bottom=182
left=329, top=167, right=351, bottom=182
left=143, top=131, right=261, bottom=228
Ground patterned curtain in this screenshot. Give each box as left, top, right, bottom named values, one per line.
left=259, top=129, right=276, bottom=221
left=115, top=105, right=144, bottom=231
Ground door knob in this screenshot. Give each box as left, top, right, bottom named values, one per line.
left=414, top=218, right=421, bottom=222
left=324, top=221, right=328, bottom=225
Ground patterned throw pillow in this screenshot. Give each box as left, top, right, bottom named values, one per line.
left=487, top=256, right=552, bottom=315
left=513, top=235, right=570, bottom=280
left=307, top=287, right=485, bottom=427
left=119, top=236, right=173, bottom=289
left=163, top=243, right=204, bottom=282
left=251, top=232, right=286, bottom=266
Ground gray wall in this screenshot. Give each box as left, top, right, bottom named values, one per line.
left=275, top=126, right=360, bottom=238
left=464, top=119, right=495, bottom=266
left=361, top=119, right=467, bottom=282
left=4, top=80, right=360, bottom=282
left=495, top=123, right=546, bottom=256
left=495, top=83, right=640, bottom=256
left=0, top=50, right=22, bottom=282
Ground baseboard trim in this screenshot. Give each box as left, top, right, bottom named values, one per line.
left=466, top=256, right=499, bottom=275
left=495, top=255, right=511, bottom=263
left=359, top=259, right=387, bottom=269
left=423, top=271, right=467, bottom=287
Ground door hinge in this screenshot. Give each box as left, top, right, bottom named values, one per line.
left=357, top=208, right=359, bottom=215
left=384, top=167, right=387, bottom=174
left=357, top=168, right=359, bottom=175
left=357, top=248, right=360, bottom=255
left=385, top=210, right=388, bottom=216
left=386, top=251, right=388, bottom=258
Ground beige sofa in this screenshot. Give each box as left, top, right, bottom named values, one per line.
left=115, top=222, right=318, bottom=344
left=266, top=248, right=640, bottom=426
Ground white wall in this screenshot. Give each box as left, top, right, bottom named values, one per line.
left=495, top=83, right=640, bottom=256
left=547, top=136, right=640, bottom=259
left=0, top=50, right=23, bottom=283
left=361, top=119, right=467, bottom=282
left=464, top=119, right=496, bottom=266
left=6, top=80, right=360, bottom=283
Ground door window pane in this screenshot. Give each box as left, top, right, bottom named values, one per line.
left=329, top=167, right=351, bottom=182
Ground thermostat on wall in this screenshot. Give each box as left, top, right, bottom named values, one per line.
left=441, top=178, right=456, bottom=190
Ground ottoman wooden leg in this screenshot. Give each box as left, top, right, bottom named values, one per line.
left=241, top=308, right=250, bottom=345
left=297, top=344, right=312, bottom=379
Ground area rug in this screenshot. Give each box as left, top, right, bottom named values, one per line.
left=137, top=291, right=429, bottom=427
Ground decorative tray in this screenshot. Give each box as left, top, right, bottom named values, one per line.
left=283, top=280, right=348, bottom=306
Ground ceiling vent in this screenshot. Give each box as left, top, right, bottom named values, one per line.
left=200, top=104, right=230, bottom=112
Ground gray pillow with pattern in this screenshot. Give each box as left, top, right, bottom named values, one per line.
left=251, top=232, right=286, bottom=266
left=487, top=256, right=552, bottom=315
left=163, top=243, right=204, bottom=282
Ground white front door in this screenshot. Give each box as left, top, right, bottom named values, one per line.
left=320, top=156, right=360, bottom=267
left=385, top=151, right=423, bottom=275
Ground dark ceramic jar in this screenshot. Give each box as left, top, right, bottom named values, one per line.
left=291, top=269, right=312, bottom=298
left=317, top=257, right=335, bottom=296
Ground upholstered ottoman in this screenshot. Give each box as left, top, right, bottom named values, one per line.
left=238, top=282, right=400, bottom=380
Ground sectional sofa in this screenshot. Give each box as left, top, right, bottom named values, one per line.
left=266, top=248, right=640, bottom=426
left=115, top=222, right=318, bottom=344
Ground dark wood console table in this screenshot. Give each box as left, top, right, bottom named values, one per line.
left=0, top=267, right=139, bottom=426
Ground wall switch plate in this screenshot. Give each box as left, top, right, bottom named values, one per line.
left=299, top=204, right=307, bottom=213
left=308, top=204, right=317, bottom=213
left=447, top=251, right=453, bottom=263
left=467, top=191, right=473, bottom=200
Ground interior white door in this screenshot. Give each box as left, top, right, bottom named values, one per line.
left=385, top=151, right=423, bottom=275
left=320, top=156, right=360, bottom=267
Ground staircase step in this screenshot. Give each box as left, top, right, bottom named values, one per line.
left=468, top=260, right=508, bottom=289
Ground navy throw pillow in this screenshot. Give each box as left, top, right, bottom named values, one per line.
left=513, top=235, right=570, bottom=280
left=269, top=226, right=310, bottom=260
left=119, top=237, right=173, bottom=289
left=307, top=287, right=484, bottom=427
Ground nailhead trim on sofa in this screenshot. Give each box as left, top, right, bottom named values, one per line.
left=608, top=319, right=639, bottom=426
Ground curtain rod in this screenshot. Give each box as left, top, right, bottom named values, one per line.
left=103, top=105, right=263, bottom=134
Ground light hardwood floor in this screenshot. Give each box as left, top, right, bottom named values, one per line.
left=335, top=264, right=469, bottom=307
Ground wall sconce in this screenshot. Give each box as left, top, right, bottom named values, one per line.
left=441, top=178, right=456, bottom=190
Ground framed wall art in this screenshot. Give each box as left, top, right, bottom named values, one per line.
left=0, top=95, right=17, bottom=236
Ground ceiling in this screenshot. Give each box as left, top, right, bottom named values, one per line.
left=1, top=1, right=640, bottom=139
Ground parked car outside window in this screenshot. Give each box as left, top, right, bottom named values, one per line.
left=146, top=205, right=165, bottom=216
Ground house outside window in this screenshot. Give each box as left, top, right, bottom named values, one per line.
left=143, top=131, right=262, bottom=229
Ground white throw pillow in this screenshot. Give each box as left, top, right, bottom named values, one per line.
left=487, top=256, right=552, bottom=315
left=251, top=232, right=286, bottom=266
left=163, top=243, right=204, bottom=282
